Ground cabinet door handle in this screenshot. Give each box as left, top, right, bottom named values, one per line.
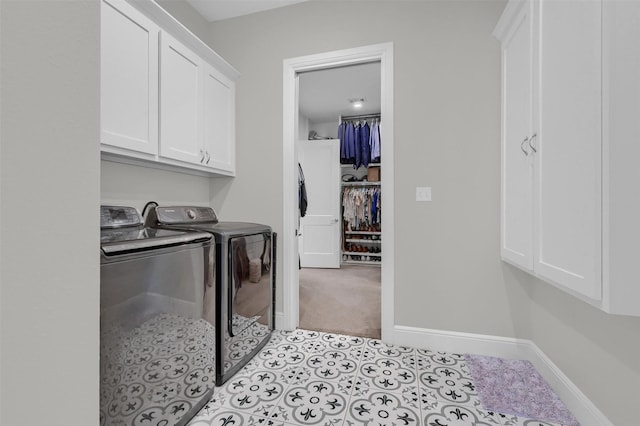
left=200, top=149, right=205, bottom=163
left=521, top=137, right=529, bottom=156
left=206, top=152, right=211, bottom=164
left=528, top=133, right=537, bottom=153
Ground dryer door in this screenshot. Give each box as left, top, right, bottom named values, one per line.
left=228, top=232, right=273, bottom=337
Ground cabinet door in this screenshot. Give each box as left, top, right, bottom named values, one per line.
left=535, top=0, right=602, bottom=300
left=500, top=2, right=533, bottom=270
left=203, top=65, right=235, bottom=174
left=159, top=32, right=203, bottom=165
left=101, top=0, right=158, bottom=155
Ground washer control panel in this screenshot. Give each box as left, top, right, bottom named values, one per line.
left=100, top=205, right=142, bottom=229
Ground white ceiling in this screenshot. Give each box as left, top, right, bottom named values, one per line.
left=186, top=0, right=308, bottom=22
left=299, top=62, right=381, bottom=123
left=184, top=0, right=381, bottom=124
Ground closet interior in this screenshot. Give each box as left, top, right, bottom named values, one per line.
left=297, top=61, right=382, bottom=339
left=339, top=113, right=382, bottom=265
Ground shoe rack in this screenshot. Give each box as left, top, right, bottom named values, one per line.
left=342, top=223, right=382, bottom=265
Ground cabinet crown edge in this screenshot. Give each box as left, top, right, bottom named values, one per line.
left=123, top=0, right=240, bottom=81
left=493, top=0, right=528, bottom=40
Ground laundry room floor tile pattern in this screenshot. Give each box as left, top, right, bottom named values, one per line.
left=187, top=329, right=570, bottom=426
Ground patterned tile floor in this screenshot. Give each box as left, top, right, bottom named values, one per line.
left=187, top=329, right=571, bottom=426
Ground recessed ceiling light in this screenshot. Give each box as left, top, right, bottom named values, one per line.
left=349, top=98, right=365, bottom=109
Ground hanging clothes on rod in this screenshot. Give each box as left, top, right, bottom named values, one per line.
left=338, top=113, right=381, bottom=168
left=369, top=120, right=381, bottom=163
left=342, top=186, right=381, bottom=231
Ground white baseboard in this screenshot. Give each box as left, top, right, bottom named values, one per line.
left=521, top=343, right=613, bottom=426
left=393, top=325, right=611, bottom=426
left=392, top=325, right=527, bottom=358
left=274, top=311, right=287, bottom=331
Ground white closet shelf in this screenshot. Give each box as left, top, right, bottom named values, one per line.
left=345, top=239, right=381, bottom=244
left=341, top=162, right=380, bottom=167
left=344, top=230, right=381, bottom=236
left=342, top=260, right=381, bottom=266
left=342, top=181, right=381, bottom=187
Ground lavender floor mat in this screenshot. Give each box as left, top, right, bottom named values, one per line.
left=464, top=354, right=579, bottom=426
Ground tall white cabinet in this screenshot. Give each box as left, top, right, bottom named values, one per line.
left=100, top=0, right=238, bottom=176
left=495, top=0, right=640, bottom=316
left=498, top=2, right=533, bottom=272
left=535, top=0, right=602, bottom=300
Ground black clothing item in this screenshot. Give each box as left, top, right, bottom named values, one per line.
left=298, top=163, right=308, bottom=217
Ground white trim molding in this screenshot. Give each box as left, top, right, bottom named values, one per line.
left=394, top=325, right=612, bottom=426
left=275, top=311, right=285, bottom=331
left=281, top=43, right=395, bottom=340
left=393, top=325, right=526, bottom=358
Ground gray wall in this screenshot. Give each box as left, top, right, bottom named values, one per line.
left=205, top=0, right=516, bottom=336
left=100, top=161, right=211, bottom=213
left=0, top=1, right=100, bottom=424
left=511, top=269, right=640, bottom=423
left=205, top=1, right=640, bottom=424
left=156, top=0, right=210, bottom=43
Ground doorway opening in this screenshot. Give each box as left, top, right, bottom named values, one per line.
left=282, top=43, right=395, bottom=342
left=297, top=62, right=382, bottom=338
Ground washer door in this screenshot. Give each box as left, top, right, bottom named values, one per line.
left=100, top=239, right=215, bottom=426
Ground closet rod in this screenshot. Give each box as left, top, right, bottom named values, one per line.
left=339, top=112, right=381, bottom=122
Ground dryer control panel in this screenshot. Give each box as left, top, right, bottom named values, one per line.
left=153, top=206, right=219, bottom=224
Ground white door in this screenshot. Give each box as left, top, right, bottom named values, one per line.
left=101, top=0, right=158, bottom=154
left=500, top=1, right=534, bottom=270
left=159, top=32, right=202, bottom=165
left=299, top=139, right=341, bottom=268
left=535, top=0, right=602, bottom=300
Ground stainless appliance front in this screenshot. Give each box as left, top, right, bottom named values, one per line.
left=100, top=205, right=214, bottom=426
left=145, top=206, right=276, bottom=385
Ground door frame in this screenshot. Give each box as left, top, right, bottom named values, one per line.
left=282, top=42, right=395, bottom=341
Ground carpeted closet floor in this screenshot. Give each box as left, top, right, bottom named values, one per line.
left=298, top=264, right=381, bottom=339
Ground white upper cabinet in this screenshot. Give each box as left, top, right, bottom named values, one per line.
left=101, top=0, right=158, bottom=155
left=159, top=32, right=203, bottom=165
left=158, top=36, right=236, bottom=174
left=203, top=65, right=235, bottom=173
left=495, top=0, right=640, bottom=315
left=100, top=0, right=239, bottom=176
